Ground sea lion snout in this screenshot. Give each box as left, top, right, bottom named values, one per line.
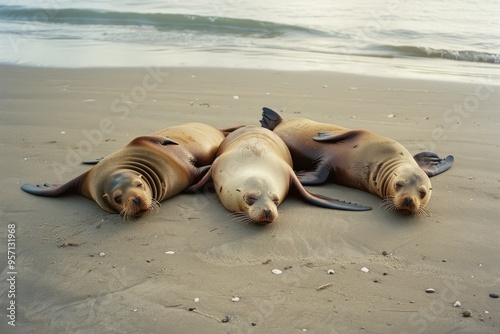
left=244, top=191, right=279, bottom=224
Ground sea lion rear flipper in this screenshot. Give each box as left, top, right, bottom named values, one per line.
left=313, top=130, right=362, bottom=143
left=413, top=152, right=454, bottom=177
left=290, top=170, right=371, bottom=211
left=21, top=173, right=85, bottom=197
left=260, top=107, right=283, bottom=130
left=184, top=166, right=213, bottom=194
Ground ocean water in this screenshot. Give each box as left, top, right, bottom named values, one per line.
left=1, top=0, right=499, bottom=82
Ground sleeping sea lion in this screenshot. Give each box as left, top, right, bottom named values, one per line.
left=21, top=123, right=226, bottom=220
left=187, top=126, right=371, bottom=224
left=260, top=107, right=454, bottom=216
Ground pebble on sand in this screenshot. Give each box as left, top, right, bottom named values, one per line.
left=272, top=269, right=283, bottom=275
left=231, top=296, right=240, bottom=302
left=489, top=293, right=499, bottom=298
left=165, top=251, right=175, bottom=255
left=360, top=267, right=369, bottom=273
left=463, top=310, right=471, bottom=318
left=425, top=288, right=436, bottom=293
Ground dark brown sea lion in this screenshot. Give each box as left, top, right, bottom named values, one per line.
left=187, top=126, right=371, bottom=225
left=21, top=123, right=226, bottom=220
left=260, top=107, right=454, bottom=216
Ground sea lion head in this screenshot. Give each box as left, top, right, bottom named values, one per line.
left=102, top=170, right=158, bottom=220
left=229, top=176, right=281, bottom=225
left=381, top=166, right=432, bottom=216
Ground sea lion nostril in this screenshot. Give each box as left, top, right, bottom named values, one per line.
left=263, top=209, right=271, bottom=218
left=404, top=197, right=413, bottom=205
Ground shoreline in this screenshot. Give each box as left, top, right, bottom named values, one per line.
left=2, top=62, right=498, bottom=85
left=0, top=65, right=499, bottom=333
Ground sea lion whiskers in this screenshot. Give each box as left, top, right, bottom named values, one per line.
left=227, top=212, right=259, bottom=225
left=380, top=196, right=398, bottom=213
left=415, top=206, right=431, bottom=218
left=150, top=198, right=161, bottom=212
left=380, top=196, right=430, bottom=217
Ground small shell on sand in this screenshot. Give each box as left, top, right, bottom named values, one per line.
left=99, top=252, right=105, bottom=257
left=231, top=296, right=240, bottom=302
left=272, top=269, right=283, bottom=275
left=165, top=251, right=175, bottom=255
left=327, top=269, right=335, bottom=275
left=194, top=297, right=200, bottom=302
left=360, top=267, right=369, bottom=273
left=426, top=288, right=436, bottom=293
left=387, top=114, right=395, bottom=118
left=453, top=301, right=461, bottom=307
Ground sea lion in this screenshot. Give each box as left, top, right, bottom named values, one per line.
left=21, top=123, right=226, bottom=220
left=187, top=126, right=371, bottom=225
left=260, top=107, right=454, bottom=216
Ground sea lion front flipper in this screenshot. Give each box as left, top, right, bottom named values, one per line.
left=313, top=130, right=362, bottom=143
left=21, top=173, right=86, bottom=197
left=184, top=166, right=213, bottom=194
left=194, top=165, right=211, bottom=182
left=130, top=135, right=179, bottom=146
left=220, top=125, right=246, bottom=136
left=290, top=170, right=371, bottom=211
left=260, top=107, right=283, bottom=131
left=295, top=163, right=331, bottom=185
left=413, top=152, right=455, bottom=177
left=82, top=157, right=104, bottom=165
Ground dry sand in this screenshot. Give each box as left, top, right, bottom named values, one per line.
left=0, top=65, right=499, bottom=333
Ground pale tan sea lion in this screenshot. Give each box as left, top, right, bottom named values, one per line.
left=187, top=126, right=371, bottom=225
left=260, top=108, right=454, bottom=216
left=21, top=123, right=226, bottom=220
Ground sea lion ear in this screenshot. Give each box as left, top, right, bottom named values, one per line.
left=103, top=194, right=110, bottom=201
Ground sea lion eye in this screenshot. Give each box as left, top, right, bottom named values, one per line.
left=113, top=190, right=123, bottom=204
left=395, top=181, right=404, bottom=189
left=245, top=192, right=259, bottom=205
left=272, top=195, right=280, bottom=205
left=419, top=190, right=427, bottom=199
left=245, top=196, right=257, bottom=205
left=134, top=180, right=144, bottom=188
